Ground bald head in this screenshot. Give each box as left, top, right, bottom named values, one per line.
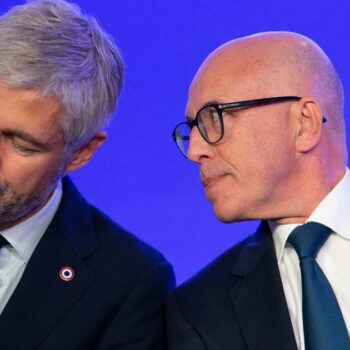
left=185, top=32, right=347, bottom=223
left=190, top=31, right=345, bottom=147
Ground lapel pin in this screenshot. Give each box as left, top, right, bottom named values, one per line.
left=59, top=267, right=75, bottom=281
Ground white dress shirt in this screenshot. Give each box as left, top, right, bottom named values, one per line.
left=0, top=181, right=62, bottom=314
left=269, top=169, right=350, bottom=350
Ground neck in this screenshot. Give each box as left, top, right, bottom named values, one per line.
left=271, top=164, right=346, bottom=225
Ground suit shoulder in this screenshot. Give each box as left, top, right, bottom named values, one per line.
left=90, top=205, right=168, bottom=267
left=167, top=234, right=259, bottom=335
left=174, top=233, right=253, bottom=301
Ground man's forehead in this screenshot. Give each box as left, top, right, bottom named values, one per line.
left=186, top=55, right=264, bottom=117
left=0, top=83, right=64, bottom=139
left=185, top=32, right=313, bottom=116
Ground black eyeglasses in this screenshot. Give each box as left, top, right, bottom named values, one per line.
left=172, top=96, right=327, bottom=158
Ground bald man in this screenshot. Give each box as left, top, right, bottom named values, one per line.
left=168, top=32, right=350, bottom=350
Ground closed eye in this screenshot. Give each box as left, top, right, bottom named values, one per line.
left=1, top=132, right=40, bottom=156
left=11, top=139, right=39, bottom=156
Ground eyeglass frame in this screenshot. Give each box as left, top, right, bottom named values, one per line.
left=172, top=96, right=327, bottom=158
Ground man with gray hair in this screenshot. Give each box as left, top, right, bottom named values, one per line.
left=169, top=32, right=350, bottom=349
left=0, top=1, right=174, bottom=349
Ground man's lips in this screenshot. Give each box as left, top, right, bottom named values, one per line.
left=201, top=175, right=226, bottom=188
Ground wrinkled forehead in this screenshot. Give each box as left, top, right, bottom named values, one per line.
left=186, top=50, right=267, bottom=118
left=185, top=34, right=315, bottom=118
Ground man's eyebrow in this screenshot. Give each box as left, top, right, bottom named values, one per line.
left=185, top=100, right=221, bottom=122
left=202, top=100, right=221, bottom=107
left=1, top=129, right=50, bottom=150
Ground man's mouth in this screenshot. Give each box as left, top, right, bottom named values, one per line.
left=201, top=175, right=225, bottom=189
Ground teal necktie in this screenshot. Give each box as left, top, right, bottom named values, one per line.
left=288, top=222, right=350, bottom=349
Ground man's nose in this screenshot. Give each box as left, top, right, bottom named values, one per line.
left=187, top=127, right=214, bottom=163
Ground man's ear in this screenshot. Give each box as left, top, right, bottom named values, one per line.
left=291, top=97, right=324, bottom=153
left=65, top=131, right=107, bottom=173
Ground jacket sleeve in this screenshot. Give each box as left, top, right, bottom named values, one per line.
left=166, top=292, right=207, bottom=350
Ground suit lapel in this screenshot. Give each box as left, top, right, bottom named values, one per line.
left=0, top=177, right=97, bottom=350
left=230, top=222, right=297, bottom=350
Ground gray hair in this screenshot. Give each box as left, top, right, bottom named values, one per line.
left=0, top=0, right=124, bottom=152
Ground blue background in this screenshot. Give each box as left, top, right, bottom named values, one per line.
left=1, top=0, right=349, bottom=284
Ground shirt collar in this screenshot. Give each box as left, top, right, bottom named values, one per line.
left=1, top=180, right=62, bottom=263
left=308, top=168, right=350, bottom=240
left=270, top=168, right=350, bottom=264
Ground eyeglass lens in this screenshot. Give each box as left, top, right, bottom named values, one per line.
left=198, top=106, right=223, bottom=143
left=174, top=122, right=191, bottom=157
left=174, top=106, right=223, bottom=157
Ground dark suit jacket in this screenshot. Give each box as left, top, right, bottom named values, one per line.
left=167, top=221, right=297, bottom=350
left=0, top=177, right=175, bottom=349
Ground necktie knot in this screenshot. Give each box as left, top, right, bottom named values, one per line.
left=287, top=222, right=332, bottom=259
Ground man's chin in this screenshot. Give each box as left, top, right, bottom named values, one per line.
left=212, top=199, right=262, bottom=223
left=0, top=192, right=50, bottom=229
left=212, top=205, right=243, bottom=224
